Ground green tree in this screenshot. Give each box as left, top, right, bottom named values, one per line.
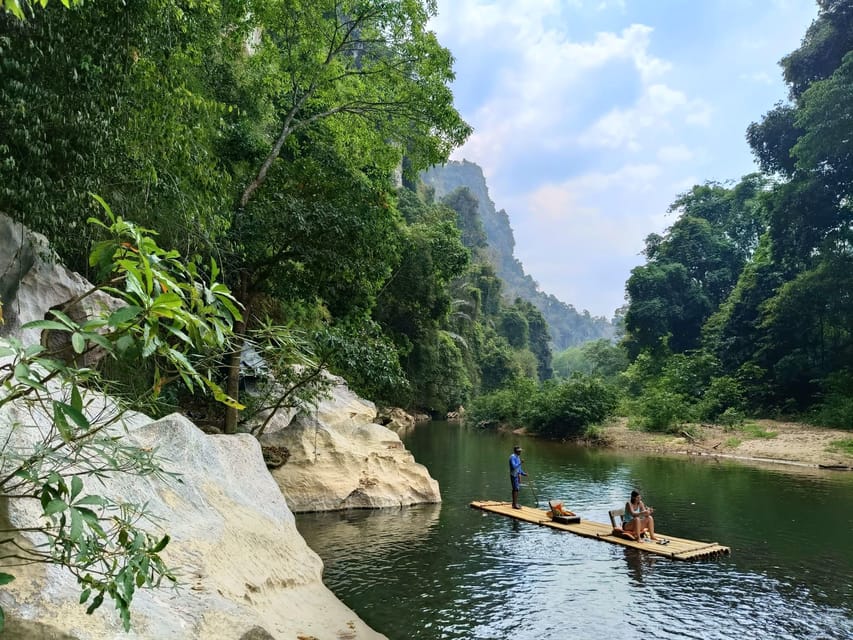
left=441, top=187, right=487, bottom=250
left=220, top=0, right=471, bottom=431
left=0, top=1, right=235, bottom=271
left=373, top=189, right=471, bottom=411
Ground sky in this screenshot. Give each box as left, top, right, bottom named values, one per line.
left=429, top=0, right=819, bottom=319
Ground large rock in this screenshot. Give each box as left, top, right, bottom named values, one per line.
left=260, top=377, right=441, bottom=512
left=0, top=215, right=119, bottom=366
left=0, top=411, right=386, bottom=640
left=374, top=406, right=415, bottom=431
left=0, top=213, right=386, bottom=639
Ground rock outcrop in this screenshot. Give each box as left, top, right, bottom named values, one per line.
left=374, top=405, right=416, bottom=431
left=0, top=215, right=118, bottom=354
left=0, top=214, right=387, bottom=639
left=260, top=378, right=441, bottom=512
left=0, top=413, right=386, bottom=640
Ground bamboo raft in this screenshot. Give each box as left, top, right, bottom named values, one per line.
left=470, top=501, right=731, bottom=561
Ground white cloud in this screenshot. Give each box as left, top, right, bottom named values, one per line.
left=579, top=84, right=711, bottom=151
left=657, top=145, right=694, bottom=164
left=505, top=163, right=677, bottom=315
left=522, top=163, right=664, bottom=248
left=447, top=19, right=674, bottom=167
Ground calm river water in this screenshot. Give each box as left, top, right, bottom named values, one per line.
left=296, top=421, right=853, bottom=640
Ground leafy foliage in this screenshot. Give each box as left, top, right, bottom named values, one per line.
left=468, top=375, right=617, bottom=439
left=0, top=207, right=238, bottom=630
left=622, top=1, right=853, bottom=427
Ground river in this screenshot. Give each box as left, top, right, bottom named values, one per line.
left=296, top=421, right=853, bottom=639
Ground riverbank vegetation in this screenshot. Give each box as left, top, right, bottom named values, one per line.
left=3, top=2, right=851, bottom=446
left=616, top=1, right=853, bottom=435
left=473, top=1, right=853, bottom=440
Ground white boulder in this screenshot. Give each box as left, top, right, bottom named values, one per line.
left=261, top=377, right=441, bottom=512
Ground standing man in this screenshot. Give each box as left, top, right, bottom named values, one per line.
left=509, top=445, right=527, bottom=509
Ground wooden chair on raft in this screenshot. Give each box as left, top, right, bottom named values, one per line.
left=609, top=507, right=642, bottom=541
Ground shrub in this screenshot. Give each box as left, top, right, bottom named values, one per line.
left=634, top=387, right=694, bottom=432
left=525, top=376, right=618, bottom=439
left=718, top=407, right=745, bottom=430
left=465, top=377, right=536, bottom=429
left=698, top=375, right=745, bottom=421
left=811, top=372, right=853, bottom=429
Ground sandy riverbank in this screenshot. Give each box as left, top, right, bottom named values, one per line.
left=593, top=417, right=853, bottom=470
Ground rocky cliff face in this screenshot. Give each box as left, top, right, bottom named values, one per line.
left=0, top=214, right=410, bottom=639
left=0, top=413, right=386, bottom=640
left=422, top=160, right=616, bottom=349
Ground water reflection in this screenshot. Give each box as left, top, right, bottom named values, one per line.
left=297, top=422, right=853, bottom=640
left=297, top=503, right=441, bottom=561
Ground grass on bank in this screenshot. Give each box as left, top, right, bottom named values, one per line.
left=827, top=438, right=853, bottom=456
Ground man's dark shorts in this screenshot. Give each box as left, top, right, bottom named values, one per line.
left=511, top=474, right=521, bottom=491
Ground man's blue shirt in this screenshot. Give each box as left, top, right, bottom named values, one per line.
left=509, top=453, right=526, bottom=477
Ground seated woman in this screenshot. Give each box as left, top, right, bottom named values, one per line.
left=623, top=490, right=658, bottom=541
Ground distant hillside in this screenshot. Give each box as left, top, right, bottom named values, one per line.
left=421, top=160, right=615, bottom=350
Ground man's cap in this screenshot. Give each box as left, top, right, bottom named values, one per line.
left=513, top=445, right=522, bottom=452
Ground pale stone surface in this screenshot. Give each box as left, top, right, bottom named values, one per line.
left=0, top=213, right=388, bottom=639
left=0, top=215, right=118, bottom=352
left=261, top=379, right=441, bottom=512
left=0, top=412, right=386, bottom=640
left=374, top=406, right=416, bottom=431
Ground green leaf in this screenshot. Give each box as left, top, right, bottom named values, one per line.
left=20, top=320, right=69, bottom=332
left=70, top=475, right=83, bottom=500
left=107, top=306, right=144, bottom=327
left=14, top=374, right=48, bottom=392
left=58, top=401, right=89, bottom=430
left=124, top=268, right=147, bottom=300
left=86, top=592, right=104, bottom=615
left=80, top=587, right=92, bottom=604
left=53, top=403, right=73, bottom=442
left=82, top=332, right=113, bottom=351
left=74, top=495, right=106, bottom=507
left=76, top=507, right=106, bottom=538
left=151, top=534, right=170, bottom=553
left=71, top=385, right=83, bottom=412
left=71, top=332, right=86, bottom=354
left=150, top=292, right=184, bottom=312
left=44, top=499, right=68, bottom=516
left=0, top=573, right=15, bottom=586
left=70, top=507, right=83, bottom=542
left=23, top=344, right=45, bottom=358
left=48, top=309, right=77, bottom=328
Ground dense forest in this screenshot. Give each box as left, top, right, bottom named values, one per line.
left=3, top=0, right=852, bottom=441
left=0, top=0, right=574, bottom=427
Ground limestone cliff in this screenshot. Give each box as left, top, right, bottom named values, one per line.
left=422, top=160, right=616, bottom=349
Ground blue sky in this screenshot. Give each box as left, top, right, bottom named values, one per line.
left=430, top=0, right=819, bottom=318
